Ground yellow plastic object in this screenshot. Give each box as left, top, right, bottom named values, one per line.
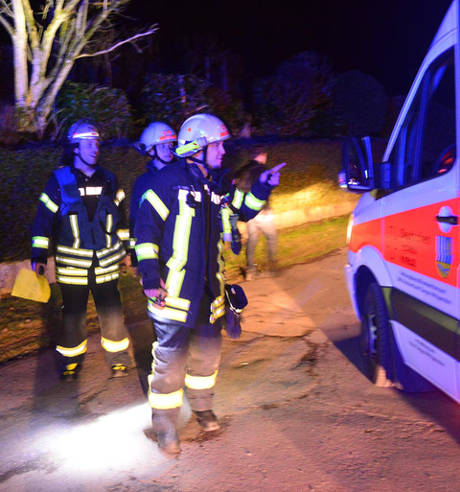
left=11, top=268, right=51, bottom=303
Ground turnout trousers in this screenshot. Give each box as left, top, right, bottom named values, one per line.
left=148, top=296, right=223, bottom=426
left=56, top=268, right=130, bottom=369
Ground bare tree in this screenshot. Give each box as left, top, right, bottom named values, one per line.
left=0, top=0, right=156, bottom=136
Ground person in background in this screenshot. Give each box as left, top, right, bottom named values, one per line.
left=130, top=122, right=177, bottom=268
left=234, top=149, right=279, bottom=280
left=31, top=119, right=131, bottom=381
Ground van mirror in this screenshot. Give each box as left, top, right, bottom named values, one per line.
left=340, top=137, right=374, bottom=192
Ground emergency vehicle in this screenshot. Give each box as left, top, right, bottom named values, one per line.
left=342, top=1, right=460, bottom=403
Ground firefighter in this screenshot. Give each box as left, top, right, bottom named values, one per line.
left=135, top=113, right=283, bottom=454
left=130, top=121, right=177, bottom=267
left=31, top=119, right=131, bottom=381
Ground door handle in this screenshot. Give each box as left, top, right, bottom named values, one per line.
left=436, top=215, right=458, bottom=225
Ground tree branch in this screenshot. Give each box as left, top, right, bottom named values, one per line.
left=0, top=13, right=14, bottom=37
left=75, top=26, right=157, bottom=59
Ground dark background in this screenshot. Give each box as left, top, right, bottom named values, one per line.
left=125, top=0, right=453, bottom=96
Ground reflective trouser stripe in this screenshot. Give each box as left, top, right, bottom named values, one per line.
left=148, top=388, right=183, bottom=410
left=244, top=192, right=266, bottom=211
left=101, top=336, right=129, bottom=353
left=185, top=371, right=218, bottom=390
left=32, top=236, right=49, bottom=248
left=117, top=228, right=129, bottom=241
left=56, top=339, right=87, bottom=357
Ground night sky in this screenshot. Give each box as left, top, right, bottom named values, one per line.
left=126, top=0, right=453, bottom=96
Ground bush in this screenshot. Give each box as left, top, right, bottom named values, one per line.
left=332, top=70, right=388, bottom=137
left=55, top=82, right=132, bottom=141
left=253, top=52, right=334, bottom=137
left=140, top=73, right=210, bottom=130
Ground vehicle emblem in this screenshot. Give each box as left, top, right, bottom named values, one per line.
left=436, top=235, right=452, bottom=278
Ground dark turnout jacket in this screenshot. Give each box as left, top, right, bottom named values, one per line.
left=134, top=159, right=272, bottom=327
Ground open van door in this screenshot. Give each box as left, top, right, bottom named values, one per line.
left=379, top=1, right=460, bottom=400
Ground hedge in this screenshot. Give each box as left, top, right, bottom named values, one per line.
left=0, top=138, right=354, bottom=263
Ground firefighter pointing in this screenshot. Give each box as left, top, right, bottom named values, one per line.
left=31, top=119, right=131, bottom=380
left=135, top=113, right=283, bottom=454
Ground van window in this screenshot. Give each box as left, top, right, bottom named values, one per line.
left=388, top=48, right=456, bottom=188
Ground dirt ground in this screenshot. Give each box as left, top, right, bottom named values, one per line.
left=0, top=249, right=459, bottom=491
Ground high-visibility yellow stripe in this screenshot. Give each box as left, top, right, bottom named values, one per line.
left=143, top=190, right=169, bottom=221
left=244, top=192, right=266, bottom=211
left=221, top=207, right=231, bottom=235
left=135, top=243, right=159, bottom=261
left=56, top=266, right=87, bottom=276
left=56, top=245, right=93, bottom=256
left=147, top=303, right=188, bottom=322
left=96, top=241, right=123, bottom=258
left=166, top=268, right=186, bottom=298
left=94, top=264, right=119, bottom=275
left=55, top=256, right=93, bottom=268
left=114, top=189, right=126, bottom=206
left=69, top=214, right=80, bottom=249
left=117, top=228, right=130, bottom=241
left=185, top=371, right=218, bottom=390
left=165, top=295, right=190, bottom=311
left=106, top=214, right=113, bottom=248
left=95, top=272, right=119, bottom=284
left=231, top=189, right=244, bottom=209
left=32, top=236, right=49, bottom=249
left=148, top=388, right=183, bottom=410
left=98, top=249, right=125, bottom=267
left=57, top=275, right=88, bottom=285
left=129, top=238, right=136, bottom=249
left=56, top=339, right=87, bottom=357
left=101, top=336, right=129, bottom=353
left=39, top=193, right=59, bottom=213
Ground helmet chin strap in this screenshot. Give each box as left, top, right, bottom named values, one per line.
left=152, top=145, right=174, bottom=165
left=187, top=146, right=209, bottom=171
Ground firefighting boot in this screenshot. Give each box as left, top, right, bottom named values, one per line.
left=60, top=362, right=80, bottom=382
left=193, top=410, right=220, bottom=432
left=111, top=363, right=128, bottom=378
left=152, top=412, right=180, bottom=455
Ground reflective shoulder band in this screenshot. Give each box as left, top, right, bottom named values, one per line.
left=143, top=190, right=169, bottom=221
left=39, top=193, right=59, bottom=213
left=32, top=236, right=49, bottom=249
left=244, top=192, right=266, bottom=211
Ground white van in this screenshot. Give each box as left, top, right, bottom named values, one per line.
left=342, top=1, right=460, bottom=403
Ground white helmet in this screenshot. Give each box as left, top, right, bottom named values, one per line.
left=67, top=120, right=100, bottom=144
left=137, top=122, right=177, bottom=154
left=176, top=113, right=230, bottom=158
